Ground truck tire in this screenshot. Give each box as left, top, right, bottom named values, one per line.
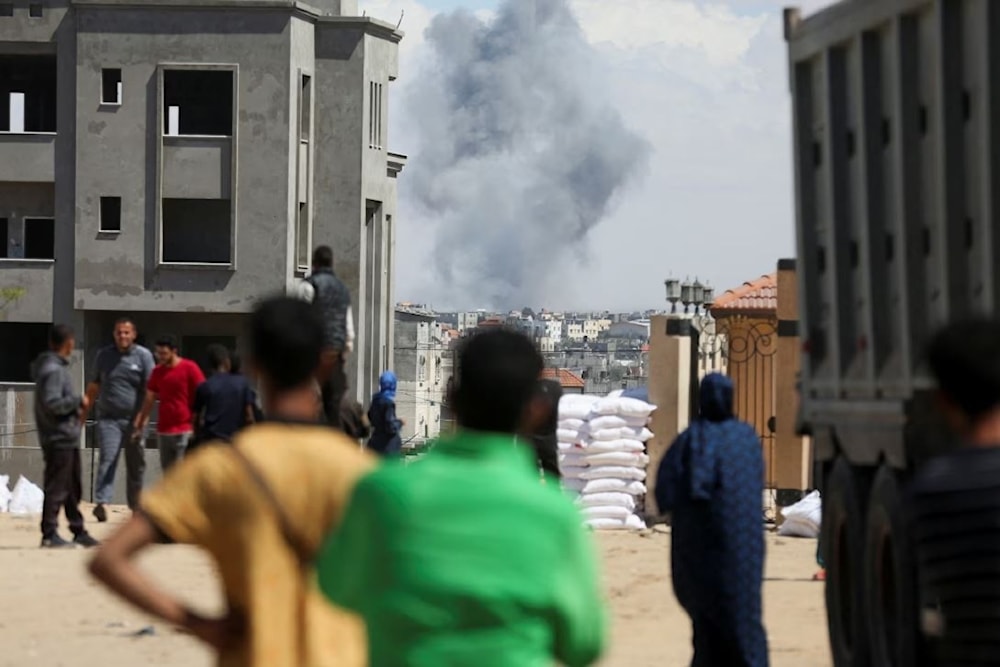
left=824, top=458, right=871, bottom=667
left=864, top=466, right=924, bottom=667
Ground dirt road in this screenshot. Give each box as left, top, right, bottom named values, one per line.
left=0, top=506, right=829, bottom=667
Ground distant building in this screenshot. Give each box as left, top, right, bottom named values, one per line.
left=394, top=306, right=451, bottom=446
left=564, top=321, right=584, bottom=342
left=457, top=311, right=481, bottom=333
left=608, top=320, right=651, bottom=341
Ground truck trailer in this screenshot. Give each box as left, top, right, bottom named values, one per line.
left=784, top=1, right=1000, bottom=666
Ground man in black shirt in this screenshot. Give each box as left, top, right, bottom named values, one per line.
left=912, top=318, right=1000, bottom=666
left=190, top=344, right=255, bottom=449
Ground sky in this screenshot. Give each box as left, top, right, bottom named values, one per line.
left=359, top=0, right=838, bottom=312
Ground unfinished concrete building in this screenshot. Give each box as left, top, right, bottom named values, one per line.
left=0, top=0, right=404, bottom=485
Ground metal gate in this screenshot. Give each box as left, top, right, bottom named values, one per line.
left=715, top=317, right=778, bottom=487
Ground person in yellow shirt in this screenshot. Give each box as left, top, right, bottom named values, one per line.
left=88, top=296, right=374, bottom=667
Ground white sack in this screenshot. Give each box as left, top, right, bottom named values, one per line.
left=577, top=492, right=636, bottom=510
left=560, top=466, right=589, bottom=480
left=559, top=452, right=589, bottom=468
left=620, top=427, right=654, bottom=442
left=585, top=439, right=645, bottom=454
left=580, top=466, right=647, bottom=481
left=777, top=491, right=822, bottom=538
left=586, top=517, right=628, bottom=530
left=582, top=505, right=632, bottom=521
left=592, top=396, right=657, bottom=419
left=557, top=428, right=582, bottom=443
left=586, top=415, right=628, bottom=432
left=558, top=418, right=585, bottom=431
left=8, top=475, right=43, bottom=514
left=585, top=451, right=650, bottom=467
left=625, top=514, right=648, bottom=531
left=559, top=395, right=599, bottom=420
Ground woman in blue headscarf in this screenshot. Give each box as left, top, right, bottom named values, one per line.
left=655, top=373, right=769, bottom=667
left=367, top=371, right=404, bottom=457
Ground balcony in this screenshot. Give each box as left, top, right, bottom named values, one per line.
left=0, top=131, right=54, bottom=182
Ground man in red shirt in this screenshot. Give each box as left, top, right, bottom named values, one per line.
left=134, top=336, right=205, bottom=472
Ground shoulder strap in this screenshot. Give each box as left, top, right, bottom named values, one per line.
left=228, top=445, right=313, bottom=565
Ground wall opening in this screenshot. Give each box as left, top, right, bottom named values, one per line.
left=24, top=217, right=53, bottom=259
left=162, top=198, right=231, bottom=264
left=100, top=196, right=121, bottom=232
left=101, top=68, right=122, bottom=105
left=368, top=81, right=383, bottom=149
left=28, top=3, right=42, bottom=18
left=295, top=202, right=309, bottom=271
left=163, top=69, right=234, bottom=137
left=300, top=74, right=312, bottom=143
left=0, top=55, right=57, bottom=133
left=0, top=217, right=6, bottom=258
left=0, top=4, right=12, bottom=17
left=0, top=323, right=49, bottom=382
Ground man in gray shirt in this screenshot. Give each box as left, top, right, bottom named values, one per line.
left=82, top=317, right=155, bottom=522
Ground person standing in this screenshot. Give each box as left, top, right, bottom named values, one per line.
left=655, top=373, right=768, bottom=667
left=527, top=378, right=562, bottom=480
left=33, top=324, right=99, bottom=549
left=89, top=296, right=375, bottom=667
left=83, top=317, right=155, bottom=522
left=190, top=344, right=256, bottom=451
left=318, top=329, right=606, bottom=667
left=134, top=336, right=205, bottom=472
left=366, top=371, right=403, bottom=457
left=303, top=246, right=353, bottom=429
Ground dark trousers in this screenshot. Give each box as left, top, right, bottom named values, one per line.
left=40, top=447, right=86, bottom=539
left=319, top=349, right=348, bottom=430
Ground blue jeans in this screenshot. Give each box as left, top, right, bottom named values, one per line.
left=157, top=432, right=192, bottom=473
left=95, top=418, right=146, bottom=509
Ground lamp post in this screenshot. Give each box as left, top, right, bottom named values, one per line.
left=692, top=279, right=705, bottom=315
left=680, top=280, right=694, bottom=313
left=664, top=278, right=681, bottom=314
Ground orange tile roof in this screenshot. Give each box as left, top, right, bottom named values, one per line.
left=541, top=368, right=586, bottom=389
left=711, top=273, right=778, bottom=314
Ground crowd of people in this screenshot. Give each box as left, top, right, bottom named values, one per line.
left=29, top=240, right=1000, bottom=666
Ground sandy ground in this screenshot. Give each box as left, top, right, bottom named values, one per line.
left=0, top=505, right=830, bottom=667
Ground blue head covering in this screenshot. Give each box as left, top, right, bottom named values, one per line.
left=656, top=373, right=749, bottom=509
left=378, top=370, right=397, bottom=402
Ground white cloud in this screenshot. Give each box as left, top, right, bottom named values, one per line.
left=362, top=0, right=841, bottom=310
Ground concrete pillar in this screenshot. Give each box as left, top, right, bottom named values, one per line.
left=773, top=258, right=812, bottom=510
left=646, top=315, right=693, bottom=516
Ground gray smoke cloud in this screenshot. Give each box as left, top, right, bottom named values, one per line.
left=404, top=0, right=650, bottom=309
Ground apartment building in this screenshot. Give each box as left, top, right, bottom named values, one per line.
left=394, top=306, right=450, bottom=446
left=0, top=0, right=405, bottom=451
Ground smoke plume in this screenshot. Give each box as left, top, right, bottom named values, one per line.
left=405, top=0, right=650, bottom=309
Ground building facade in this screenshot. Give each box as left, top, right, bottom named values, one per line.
left=0, top=1, right=404, bottom=478
left=394, top=306, right=450, bottom=447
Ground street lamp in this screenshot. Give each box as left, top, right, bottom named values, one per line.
left=680, top=280, right=694, bottom=313
left=702, top=285, right=715, bottom=312
left=692, top=279, right=705, bottom=314
left=664, top=278, right=681, bottom=314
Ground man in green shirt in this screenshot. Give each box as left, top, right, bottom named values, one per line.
left=318, top=329, right=606, bottom=667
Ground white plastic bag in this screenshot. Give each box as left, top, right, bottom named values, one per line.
left=0, top=474, right=11, bottom=513
left=777, top=491, right=822, bottom=538
left=8, top=475, right=44, bottom=514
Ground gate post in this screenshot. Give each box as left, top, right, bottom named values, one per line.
left=646, top=315, right=693, bottom=517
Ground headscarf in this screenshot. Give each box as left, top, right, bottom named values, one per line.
left=378, top=370, right=397, bottom=402
left=656, top=373, right=746, bottom=509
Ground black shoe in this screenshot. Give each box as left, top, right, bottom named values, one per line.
left=93, top=504, right=108, bottom=523
left=74, top=533, right=100, bottom=548
left=41, top=534, right=77, bottom=549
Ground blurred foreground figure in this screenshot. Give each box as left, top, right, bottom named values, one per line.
left=912, top=319, right=1000, bottom=666
left=318, top=329, right=606, bottom=666
left=89, top=297, right=375, bottom=667
left=655, top=373, right=768, bottom=667
left=527, top=378, right=562, bottom=480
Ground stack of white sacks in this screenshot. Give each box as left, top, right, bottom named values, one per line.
left=557, top=392, right=656, bottom=531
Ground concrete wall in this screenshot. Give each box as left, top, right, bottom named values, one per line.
left=73, top=7, right=294, bottom=312
left=0, top=133, right=56, bottom=182
left=0, top=182, right=57, bottom=321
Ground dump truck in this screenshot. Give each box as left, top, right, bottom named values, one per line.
left=784, top=2, right=998, bottom=666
